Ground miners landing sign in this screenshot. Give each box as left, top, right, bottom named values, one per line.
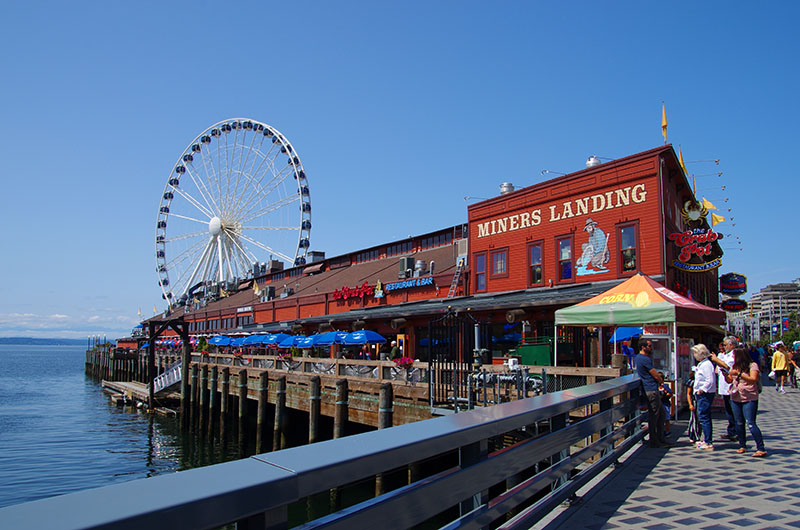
left=475, top=184, right=648, bottom=239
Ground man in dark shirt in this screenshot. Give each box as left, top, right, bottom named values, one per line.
left=636, top=340, right=672, bottom=448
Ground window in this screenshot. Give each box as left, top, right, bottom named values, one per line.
left=528, top=242, right=543, bottom=286
left=618, top=223, right=638, bottom=274
left=490, top=248, right=508, bottom=278
left=474, top=252, right=486, bottom=292
left=387, top=241, right=412, bottom=256
left=557, top=237, right=573, bottom=281
left=355, top=249, right=379, bottom=263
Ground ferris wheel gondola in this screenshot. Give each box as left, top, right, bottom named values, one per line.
left=155, top=118, right=311, bottom=305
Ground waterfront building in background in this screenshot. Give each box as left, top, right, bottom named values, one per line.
left=124, top=145, right=725, bottom=366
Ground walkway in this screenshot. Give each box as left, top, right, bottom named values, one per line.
left=538, top=378, right=800, bottom=530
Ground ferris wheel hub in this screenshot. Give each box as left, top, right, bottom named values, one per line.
left=209, top=216, right=222, bottom=236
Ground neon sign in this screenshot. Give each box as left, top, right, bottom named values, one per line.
left=385, top=276, right=434, bottom=292
left=332, top=281, right=374, bottom=300
left=668, top=228, right=719, bottom=262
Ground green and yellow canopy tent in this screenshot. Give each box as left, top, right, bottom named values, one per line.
left=553, top=273, right=725, bottom=370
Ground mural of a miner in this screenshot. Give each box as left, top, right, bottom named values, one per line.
left=577, top=218, right=609, bottom=273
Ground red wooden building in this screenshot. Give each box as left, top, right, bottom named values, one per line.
left=137, top=145, right=723, bottom=365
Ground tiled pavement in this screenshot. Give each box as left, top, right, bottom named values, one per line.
left=538, top=380, right=800, bottom=530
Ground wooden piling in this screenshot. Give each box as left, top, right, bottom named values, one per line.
left=334, top=379, right=348, bottom=439
left=256, top=371, right=269, bottom=454
left=190, top=364, right=199, bottom=431
left=308, top=376, right=321, bottom=445
left=238, top=369, right=248, bottom=443
left=199, top=365, right=208, bottom=436
left=220, top=368, right=230, bottom=439
left=208, top=365, right=218, bottom=439
left=273, top=376, right=287, bottom=451
left=375, top=382, right=393, bottom=496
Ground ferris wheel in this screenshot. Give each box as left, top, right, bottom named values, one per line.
left=155, top=118, right=311, bottom=305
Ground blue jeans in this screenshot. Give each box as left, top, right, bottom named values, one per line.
left=696, top=392, right=715, bottom=444
left=722, top=395, right=737, bottom=438
left=730, top=399, right=765, bottom=452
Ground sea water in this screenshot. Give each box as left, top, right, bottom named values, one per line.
left=0, top=344, right=239, bottom=509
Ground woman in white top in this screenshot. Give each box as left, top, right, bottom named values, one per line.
left=691, top=344, right=717, bottom=450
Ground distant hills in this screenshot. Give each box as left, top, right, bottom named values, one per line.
left=0, top=337, right=89, bottom=346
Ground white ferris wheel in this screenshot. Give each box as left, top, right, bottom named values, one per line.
left=155, top=118, right=311, bottom=305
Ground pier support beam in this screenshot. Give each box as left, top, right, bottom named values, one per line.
left=308, top=376, right=321, bottom=445
left=220, top=368, right=230, bottom=440
left=375, top=382, right=393, bottom=496
left=273, top=376, right=287, bottom=451
left=191, top=364, right=199, bottom=431
left=238, top=369, right=248, bottom=444
left=208, top=366, right=218, bottom=439
left=256, top=371, right=269, bottom=454
left=334, top=379, right=349, bottom=439
left=199, top=365, right=208, bottom=436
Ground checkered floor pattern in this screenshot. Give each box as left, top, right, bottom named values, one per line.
left=541, top=381, right=800, bottom=530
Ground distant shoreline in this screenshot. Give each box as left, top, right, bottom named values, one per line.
left=0, top=337, right=88, bottom=346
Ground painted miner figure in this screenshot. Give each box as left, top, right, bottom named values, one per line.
left=577, top=218, right=609, bottom=271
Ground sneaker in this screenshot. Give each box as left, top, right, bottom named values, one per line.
left=696, top=441, right=709, bottom=449
left=780, top=388, right=787, bottom=394
left=701, top=443, right=715, bottom=451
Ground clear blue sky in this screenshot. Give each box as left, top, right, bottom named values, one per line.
left=1, top=1, right=797, bottom=339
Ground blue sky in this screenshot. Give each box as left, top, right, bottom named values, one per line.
left=0, top=2, right=797, bottom=338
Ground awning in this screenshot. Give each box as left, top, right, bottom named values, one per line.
left=608, top=326, right=642, bottom=343
left=304, top=262, right=325, bottom=275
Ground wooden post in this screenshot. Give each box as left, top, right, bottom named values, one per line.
left=256, top=371, right=269, bottom=454
left=208, top=365, right=218, bottom=439
left=190, top=364, right=199, bottom=431
left=375, top=382, right=393, bottom=496
left=238, top=369, right=248, bottom=444
left=273, top=376, right=287, bottom=451
left=181, top=342, right=191, bottom=430
left=199, top=365, right=208, bottom=436
left=308, top=376, right=321, bottom=445
left=334, top=378, right=348, bottom=439
left=220, top=368, right=230, bottom=440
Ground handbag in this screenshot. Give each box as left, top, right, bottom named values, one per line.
left=768, top=370, right=776, bottom=380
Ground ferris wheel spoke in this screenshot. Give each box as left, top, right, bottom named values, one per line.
left=240, top=194, right=300, bottom=226
left=227, top=232, right=259, bottom=268
left=221, top=236, right=237, bottom=280
left=169, top=213, right=211, bottom=225
left=173, top=239, right=215, bottom=297
left=234, top=162, right=294, bottom=220
left=171, top=185, right=215, bottom=220
left=196, top=145, right=223, bottom=214
left=239, top=233, right=294, bottom=264
left=230, top=129, right=257, bottom=214
left=185, top=160, right=220, bottom=215
left=165, top=230, right=207, bottom=243
left=216, top=236, right=225, bottom=284
left=243, top=226, right=301, bottom=231
left=181, top=238, right=216, bottom=297
left=164, top=237, right=208, bottom=274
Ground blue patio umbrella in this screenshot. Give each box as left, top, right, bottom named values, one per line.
left=343, top=330, right=387, bottom=345
left=230, top=337, right=247, bottom=347
left=242, top=334, right=270, bottom=345
left=608, top=327, right=643, bottom=343
left=208, top=335, right=232, bottom=346
left=278, top=335, right=306, bottom=348
left=314, top=331, right=348, bottom=346
left=265, top=333, right=291, bottom=345
left=140, top=342, right=149, bottom=349
left=297, top=335, right=317, bottom=348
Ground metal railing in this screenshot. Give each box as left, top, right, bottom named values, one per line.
left=153, top=361, right=182, bottom=394
left=0, top=375, right=644, bottom=530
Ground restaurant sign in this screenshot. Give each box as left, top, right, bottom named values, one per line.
left=719, top=272, right=747, bottom=296
left=721, top=298, right=748, bottom=312
left=668, top=227, right=722, bottom=273
left=643, top=325, right=670, bottom=336
left=333, top=281, right=375, bottom=300
left=671, top=258, right=722, bottom=272
left=385, top=276, right=435, bottom=292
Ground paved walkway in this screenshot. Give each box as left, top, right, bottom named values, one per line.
left=538, top=378, right=800, bottom=530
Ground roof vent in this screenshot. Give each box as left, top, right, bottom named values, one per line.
left=499, top=182, right=515, bottom=195
left=586, top=156, right=602, bottom=168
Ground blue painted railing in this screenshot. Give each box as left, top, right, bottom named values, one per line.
left=0, top=375, right=644, bottom=530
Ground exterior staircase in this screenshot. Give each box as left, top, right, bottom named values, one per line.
left=447, top=258, right=466, bottom=298
left=153, top=361, right=182, bottom=394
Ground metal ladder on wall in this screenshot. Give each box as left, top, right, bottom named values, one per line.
left=153, top=361, right=182, bottom=394
left=446, top=258, right=465, bottom=299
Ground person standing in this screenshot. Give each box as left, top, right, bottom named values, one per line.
left=390, top=340, right=401, bottom=360
left=692, top=344, right=717, bottom=450
left=712, top=336, right=738, bottom=441
left=772, top=343, right=789, bottom=393
left=724, top=346, right=767, bottom=457
left=636, top=340, right=671, bottom=448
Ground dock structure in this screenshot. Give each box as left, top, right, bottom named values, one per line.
left=88, top=348, right=624, bottom=449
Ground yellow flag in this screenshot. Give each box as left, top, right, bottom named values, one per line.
left=711, top=213, right=725, bottom=226
left=702, top=197, right=717, bottom=211
left=153, top=305, right=158, bottom=314
left=679, top=146, right=689, bottom=176
left=661, top=102, right=668, bottom=144
left=693, top=177, right=696, bottom=196
left=137, top=307, right=142, bottom=318
left=220, top=287, right=228, bottom=298
left=253, top=279, right=261, bottom=296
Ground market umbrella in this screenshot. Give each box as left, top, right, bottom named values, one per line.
left=242, top=334, right=270, bottom=345
left=314, top=331, right=348, bottom=346
left=264, top=333, right=291, bottom=345
left=343, top=330, right=387, bottom=345
left=608, top=327, right=643, bottom=343
left=230, top=337, right=247, bottom=347
left=208, top=335, right=232, bottom=346
left=278, top=335, right=306, bottom=348
left=297, top=335, right=317, bottom=348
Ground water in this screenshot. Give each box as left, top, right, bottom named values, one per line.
left=0, top=344, right=238, bottom=509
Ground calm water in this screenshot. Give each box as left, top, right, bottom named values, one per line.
left=0, top=344, right=239, bottom=509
